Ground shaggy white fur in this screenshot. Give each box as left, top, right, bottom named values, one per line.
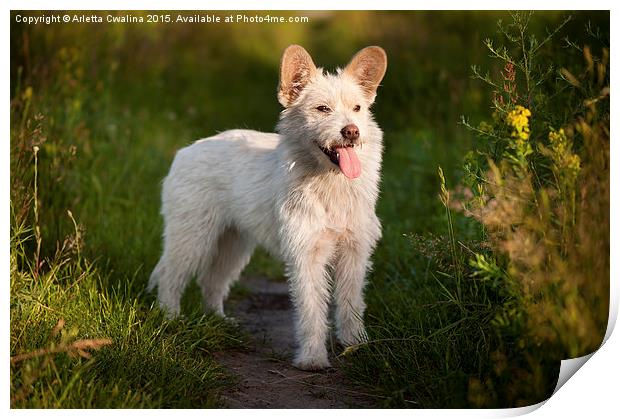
left=148, top=45, right=387, bottom=370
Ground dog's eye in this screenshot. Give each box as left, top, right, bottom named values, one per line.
left=316, top=106, right=331, bottom=113
left=353, top=105, right=361, bottom=112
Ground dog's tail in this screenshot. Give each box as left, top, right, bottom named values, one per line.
left=146, top=258, right=165, bottom=292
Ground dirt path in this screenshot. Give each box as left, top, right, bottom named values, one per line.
left=214, top=277, right=377, bottom=408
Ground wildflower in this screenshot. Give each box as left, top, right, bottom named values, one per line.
left=548, top=128, right=581, bottom=181
left=566, top=154, right=581, bottom=175
left=548, top=128, right=567, bottom=154
left=504, top=106, right=533, bottom=169
left=501, top=62, right=516, bottom=83
left=506, top=105, right=531, bottom=141
left=501, top=62, right=518, bottom=103
left=22, top=86, right=33, bottom=101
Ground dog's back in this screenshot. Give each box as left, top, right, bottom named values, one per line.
left=161, top=129, right=284, bottom=255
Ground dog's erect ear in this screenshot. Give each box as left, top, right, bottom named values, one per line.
left=278, top=45, right=317, bottom=107
left=344, top=46, right=387, bottom=103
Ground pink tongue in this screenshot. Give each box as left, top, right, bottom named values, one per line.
left=336, top=146, right=361, bottom=179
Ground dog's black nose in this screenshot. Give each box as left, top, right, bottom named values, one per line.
left=340, top=124, right=360, bottom=142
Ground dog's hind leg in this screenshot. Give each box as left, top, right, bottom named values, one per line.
left=151, top=211, right=224, bottom=317
left=198, top=226, right=255, bottom=316
left=147, top=257, right=165, bottom=293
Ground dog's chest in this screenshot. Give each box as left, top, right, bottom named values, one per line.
left=312, top=176, right=373, bottom=233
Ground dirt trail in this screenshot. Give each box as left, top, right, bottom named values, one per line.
left=214, top=277, right=376, bottom=408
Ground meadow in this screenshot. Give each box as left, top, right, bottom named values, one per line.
left=10, top=10, right=609, bottom=408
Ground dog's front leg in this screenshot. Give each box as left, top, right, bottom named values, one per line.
left=286, top=232, right=336, bottom=371
left=334, top=218, right=381, bottom=347
left=333, top=240, right=371, bottom=347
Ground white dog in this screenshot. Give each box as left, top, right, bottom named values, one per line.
left=148, top=45, right=387, bottom=370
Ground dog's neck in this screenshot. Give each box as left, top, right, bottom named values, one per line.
left=275, top=132, right=381, bottom=206
left=276, top=136, right=320, bottom=171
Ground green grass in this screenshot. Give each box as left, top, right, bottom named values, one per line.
left=10, top=10, right=609, bottom=408
left=11, top=216, right=245, bottom=407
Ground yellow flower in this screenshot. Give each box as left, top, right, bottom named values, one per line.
left=506, top=105, right=532, bottom=141
left=549, top=128, right=565, bottom=145
left=566, top=154, right=581, bottom=176
left=548, top=128, right=581, bottom=181
left=22, top=86, right=33, bottom=101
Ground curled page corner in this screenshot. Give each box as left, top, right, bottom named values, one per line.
left=552, top=353, right=595, bottom=395
left=551, top=284, right=618, bottom=397
left=501, top=348, right=601, bottom=416
left=502, top=289, right=617, bottom=417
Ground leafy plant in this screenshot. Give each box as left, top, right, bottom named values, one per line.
left=457, top=12, right=609, bottom=407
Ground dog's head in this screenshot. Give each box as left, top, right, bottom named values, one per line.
left=276, top=45, right=387, bottom=179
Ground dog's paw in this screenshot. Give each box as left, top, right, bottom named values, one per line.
left=293, top=354, right=331, bottom=371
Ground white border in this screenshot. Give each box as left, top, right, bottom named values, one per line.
left=3, top=2, right=617, bottom=418
left=1, top=0, right=617, bottom=10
